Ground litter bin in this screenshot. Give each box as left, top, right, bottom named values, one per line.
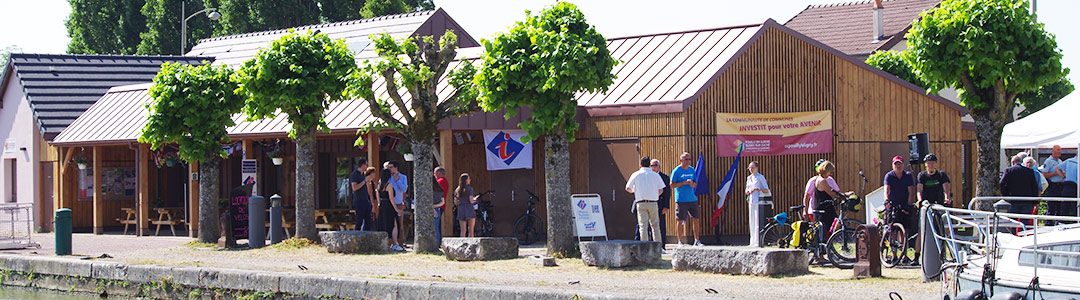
left=55, top=208, right=72, bottom=256
left=758, top=196, right=774, bottom=238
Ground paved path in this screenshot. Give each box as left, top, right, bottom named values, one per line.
left=4, top=234, right=938, bottom=299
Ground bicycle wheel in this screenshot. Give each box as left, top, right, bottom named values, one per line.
left=841, top=218, right=864, bottom=231
left=760, top=223, right=793, bottom=248
left=827, top=228, right=858, bottom=269
left=880, top=223, right=907, bottom=268
left=476, top=219, right=495, bottom=237
left=514, top=214, right=543, bottom=245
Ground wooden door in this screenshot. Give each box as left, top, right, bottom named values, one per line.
left=587, top=139, right=641, bottom=239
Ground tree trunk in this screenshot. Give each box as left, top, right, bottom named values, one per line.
left=198, top=156, right=220, bottom=244
left=411, top=140, right=438, bottom=253
left=972, top=113, right=1005, bottom=209
left=294, top=126, right=318, bottom=241
left=544, top=133, right=576, bottom=257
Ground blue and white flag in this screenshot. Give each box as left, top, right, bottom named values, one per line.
left=483, top=130, right=533, bottom=171
left=715, top=142, right=745, bottom=209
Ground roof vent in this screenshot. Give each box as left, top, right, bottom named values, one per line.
left=873, top=0, right=885, bottom=41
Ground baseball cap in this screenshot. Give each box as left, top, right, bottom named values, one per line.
left=892, top=155, right=905, bottom=164
left=923, top=153, right=938, bottom=162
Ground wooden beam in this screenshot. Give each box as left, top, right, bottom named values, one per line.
left=59, top=146, right=74, bottom=174
left=367, top=132, right=380, bottom=168
left=438, top=130, right=454, bottom=236
left=92, top=146, right=103, bottom=235
left=243, top=140, right=254, bottom=159
left=54, top=147, right=64, bottom=210
left=137, top=144, right=150, bottom=236
left=189, top=162, right=199, bottom=238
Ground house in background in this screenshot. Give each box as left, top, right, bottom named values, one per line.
left=0, top=54, right=206, bottom=232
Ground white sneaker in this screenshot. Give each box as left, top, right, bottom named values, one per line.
left=390, top=244, right=405, bottom=252
left=677, top=241, right=684, bottom=247
left=693, top=240, right=704, bottom=247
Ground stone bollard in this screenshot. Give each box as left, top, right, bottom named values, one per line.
left=248, top=195, right=266, bottom=248
left=580, top=240, right=662, bottom=268
left=269, top=194, right=283, bottom=245
left=854, top=224, right=881, bottom=278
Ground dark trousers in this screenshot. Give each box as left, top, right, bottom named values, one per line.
left=353, top=198, right=374, bottom=231
left=634, top=212, right=667, bottom=243
left=1055, top=182, right=1079, bottom=224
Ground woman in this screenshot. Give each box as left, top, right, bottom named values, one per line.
left=745, top=161, right=770, bottom=247
left=455, top=173, right=479, bottom=237
left=353, top=167, right=378, bottom=231
left=377, top=169, right=404, bottom=251
left=811, top=161, right=846, bottom=251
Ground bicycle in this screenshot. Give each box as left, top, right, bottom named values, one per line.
left=760, top=203, right=828, bottom=264
left=879, top=203, right=919, bottom=268
left=451, top=190, right=495, bottom=237
left=823, top=171, right=870, bottom=269
left=513, top=190, right=545, bottom=245
left=759, top=205, right=799, bottom=247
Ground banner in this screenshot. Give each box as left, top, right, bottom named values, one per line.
left=715, top=111, right=833, bottom=157
left=570, top=194, right=607, bottom=238
left=241, top=159, right=258, bottom=196
left=483, top=130, right=533, bottom=171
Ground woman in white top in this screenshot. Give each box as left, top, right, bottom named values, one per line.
left=745, top=161, right=771, bottom=247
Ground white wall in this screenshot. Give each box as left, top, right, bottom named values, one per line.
left=0, top=76, right=38, bottom=226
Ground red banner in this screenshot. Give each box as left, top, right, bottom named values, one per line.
left=715, top=111, right=833, bottom=157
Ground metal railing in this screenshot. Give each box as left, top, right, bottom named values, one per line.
left=968, top=196, right=1080, bottom=216
left=0, top=203, right=39, bottom=250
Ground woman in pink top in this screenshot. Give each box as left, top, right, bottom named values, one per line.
left=803, top=160, right=842, bottom=221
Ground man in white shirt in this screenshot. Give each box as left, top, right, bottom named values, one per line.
left=626, top=156, right=666, bottom=242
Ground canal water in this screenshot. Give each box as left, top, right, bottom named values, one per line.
left=0, top=287, right=97, bottom=300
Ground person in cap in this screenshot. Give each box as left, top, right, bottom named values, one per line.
left=917, top=153, right=952, bottom=207
left=884, top=155, right=917, bottom=248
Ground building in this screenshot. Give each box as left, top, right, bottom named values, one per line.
left=54, top=16, right=967, bottom=241
left=0, top=54, right=205, bottom=232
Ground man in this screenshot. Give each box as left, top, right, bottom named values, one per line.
left=350, top=158, right=375, bottom=230
left=917, top=154, right=952, bottom=207
left=1056, top=155, right=1079, bottom=221
left=625, top=156, right=666, bottom=243
left=884, top=156, right=917, bottom=241
left=386, top=161, right=409, bottom=252
left=671, top=152, right=702, bottom=246
left=1024, top=157, right=1046, bottom=195
left=434, top=167, right=449, bottom=243
left=1000, top=154, right=1039, bottom=216
left=636, top=159, right=671, bottom=243
left=1040, top=146, right=1067, bottom=222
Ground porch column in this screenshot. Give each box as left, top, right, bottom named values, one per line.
left=92, top=146, right=103, bottom=234
left=367, top=132, right=380, bottom=167
left=189, top=162, right=199, bottom=238
left=438, top=130, right=454, bottom=236
left=137, top=144, right=150, bottom=236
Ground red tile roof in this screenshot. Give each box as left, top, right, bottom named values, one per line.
left=785, top=0, right=941, bottom=56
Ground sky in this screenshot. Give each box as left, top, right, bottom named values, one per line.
left=0, top=0, right=1077, bottom=81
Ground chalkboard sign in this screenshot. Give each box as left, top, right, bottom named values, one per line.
left=230, top=195, right=249, bottom=240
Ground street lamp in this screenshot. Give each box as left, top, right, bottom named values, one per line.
left=180, top=1, right=221, bottom=54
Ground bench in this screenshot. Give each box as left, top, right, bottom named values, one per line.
left=151, top=208, right=185, bottom=236
left=441, top=237, right=519, bottom=261
left=580, top=240, right=663, bottom=268
left=319, top=230, right=388, bottom=254
left=117, top=208, right=137, bottom=235
left=671, top=246, right=808, bottom=276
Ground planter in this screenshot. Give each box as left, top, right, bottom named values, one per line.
left=77, top=163, right=88, bottom=170
left=272, top=157, right=284, bottom=165
left=165, top=159, right=177, bottom=167
left=403, top=154, right=415, bottom=162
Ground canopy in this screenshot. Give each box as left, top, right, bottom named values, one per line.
left=1002, top=92, right=1080, bottom=149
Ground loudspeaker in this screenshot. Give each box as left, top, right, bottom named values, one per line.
left=908, top=133, right=930, bottom=163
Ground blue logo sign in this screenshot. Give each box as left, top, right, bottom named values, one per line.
left=577, top=199, right=587, bottom=210
left=584, top=221, right=596, bottom=230
left=486, top=131, right=525, bottom=165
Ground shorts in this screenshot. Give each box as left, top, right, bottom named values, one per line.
left=676, top=202, right=700, bottom=220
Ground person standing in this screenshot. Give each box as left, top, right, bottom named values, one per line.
left=744, top=161, right=771, bottom=247
left=916, top=154, right=952, bottom=207
left=1040, top=146, right=1067, bottom=222
left=884, top=156, right=917, bottom=243
left=652, top=159, right=671, bottom=243
left=433, top=167, right=449, bottom=244
left=1056, top=155, right=1079, bottom=221
left=626, top=156, right=666, bottom=243
left=1000, top=155, right=1039, bottom=216
left=386, top=161, right=409, bottom=252
left=455, top=173, right=479, bottom=237
left=350, top=158, right=377, bottom=231
left=671, top=152, right=702, bottom=246
left=1024, top=157, right=1046, bottom=195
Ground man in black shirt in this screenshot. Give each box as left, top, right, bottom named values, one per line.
left=917, top=153, right=952, bottom=206
left=635, top=159, right=671, bottom=243
left=1000, top=154, right=1039, bottom=215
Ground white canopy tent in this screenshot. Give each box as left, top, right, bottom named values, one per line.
left=1002, top=92, right=1080, bottom=149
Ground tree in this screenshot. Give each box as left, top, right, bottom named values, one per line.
left=1015, top=77, right=1074, bottom=119
left=474, top=2, right=616, bottom=257
left=906, top=0, right=1066, bottom=198
left=865, top=50, right=929, bottom=89
left=66, top=0, right=146, bottom=54
left=317, top=0, right=367, bottom=23
left=139, top=62, right=244, bottom=243
left=1, top=45, right=21, bottom=78
left=345, top=31, right=478, bottom=253
left=137, top=0, right=218, bottom=55
left=235, top=30, right=356, bottom=241
left=215, top=0, right=321, bottom=36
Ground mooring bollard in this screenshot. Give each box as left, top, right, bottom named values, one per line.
left=248, top=195, right=267, bottom=248
left=55, top=208, right=72, bottom=256
left=269, top=194, right=283, bottom=244
left=854, top=223, right=881, bottom=278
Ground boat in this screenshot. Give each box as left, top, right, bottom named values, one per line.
left=927, top=197, right=1080, bottom=300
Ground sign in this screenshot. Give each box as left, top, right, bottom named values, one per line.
left=3, top=139, right=14, bottom=154
left=241, top=159, right=258, bottom=196
left=483, top=130, right=533, bottom=171
left=715, top=111, right=833, bottom=157
left=570, top=194, right=607, bottom=238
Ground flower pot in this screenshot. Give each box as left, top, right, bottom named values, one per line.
left=77, top=163, right=88, bottom=170
left=403, top=154, right=415, bottom=162
left=272, top=157, right=284, bottom=165
left=165, top=159, right=177, bottom=168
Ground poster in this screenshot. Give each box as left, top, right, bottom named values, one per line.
left=570, top=194, right=607, bottom=238
left=715, top=110, right=833, bottom=157
left=103, top=168, right=136, bottom=198
left=241, top=159, right=258, bottom=196
left=483, top=130, right=533, bottom=171
left=78, top=168, right=93, bottom=201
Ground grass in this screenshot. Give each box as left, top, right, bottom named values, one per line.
left=183, top=241, right=217, bottom=249
left=268, top=238, right=317, bottom=250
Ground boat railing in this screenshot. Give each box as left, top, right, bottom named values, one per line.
left=928, top=199, right=1080, bottom=282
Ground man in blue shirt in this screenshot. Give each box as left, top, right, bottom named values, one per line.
left=385, top=161, right=409, bottom=252
left=671, top=152, right=702, bottom=246
left=884, top=156, right=916, bottom=237
left=1057, top=156, right=1079, bottom=220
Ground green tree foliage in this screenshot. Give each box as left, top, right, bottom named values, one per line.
left=1, top=45, right=21, bottom=78
left=139, top=62, right=244, bottom=243
left=345, top=31, right=477, bottom=253
left=235, top=30, right=356, bottom=241
left=906, top=0, right=1067, bottom=197
left=1016, top=78, right=1074, bottom=119
left=66, top=0, right=146, bottom=54
left=215, top=0, right=321, bottom=36
left=358, top=0, right=432, bottom=19
left=317, top=0, right=367, bottom=23
left=865, top=50, right=929, bottom=89
left=474, top=2, right=616, bottom=256
left=137, top=0, right=219, bottom=55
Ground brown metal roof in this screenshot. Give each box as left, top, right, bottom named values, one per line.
left=52, top=84, right=154, bottom=146
left=784, top=0, right=941, bottom=56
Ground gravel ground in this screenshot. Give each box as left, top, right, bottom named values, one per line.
left=4, top=233, right=939, bottom=299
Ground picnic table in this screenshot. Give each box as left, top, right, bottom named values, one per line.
left=117, top=208, right=137, bottom=235
left=265, top=208, right=295, bottom=239
left=315, top=209, right=354, bottom=231
left=151, top=207, right=185, bottom=236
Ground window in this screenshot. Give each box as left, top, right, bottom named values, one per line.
left=1018, top=242, right=1080, bottom=271
left=5, top=159, right=14, bottom=203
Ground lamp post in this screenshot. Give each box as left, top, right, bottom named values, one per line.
left=180, top=1, right=221, bottom=54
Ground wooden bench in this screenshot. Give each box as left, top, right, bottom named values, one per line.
left=150, top=207, right=185, bottom=236
left=315, top=209, right=353, bottom=231
left=265, top=208, right=295, bottom=239
left=116, top=208, right=137, bottom=235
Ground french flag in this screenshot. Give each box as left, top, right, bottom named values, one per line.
left=714, top=142, right=744, bottom=213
